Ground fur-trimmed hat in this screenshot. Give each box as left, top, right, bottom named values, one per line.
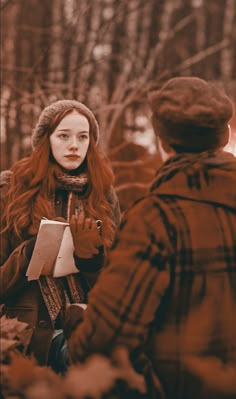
left=149, top=77, right=234, bottom=152
left=32, top=100, right=100, bottom=148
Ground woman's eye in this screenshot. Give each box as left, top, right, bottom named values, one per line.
left=59, top=134, right=68, bottom=140
left=78, top=134, right=88, bottom=141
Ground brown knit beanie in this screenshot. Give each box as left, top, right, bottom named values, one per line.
left=32, top=100, right=99, bottom=148
left=148, top=77, right=234, bottom=152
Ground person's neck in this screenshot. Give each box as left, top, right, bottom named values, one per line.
left=57, top=160, right=87, bottom=176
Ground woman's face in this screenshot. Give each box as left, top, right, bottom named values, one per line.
left=49, top=111, right=90, bottom=170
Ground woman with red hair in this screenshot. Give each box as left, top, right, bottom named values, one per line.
left=0, top=100, right=120, bottom=372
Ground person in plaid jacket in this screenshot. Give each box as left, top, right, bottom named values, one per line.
left=65, top=77, right=236, bottom=399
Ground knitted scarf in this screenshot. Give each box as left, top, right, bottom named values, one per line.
left=54, top=166, right=89, bottom=193
left=55, top=172, right=88, bottom=193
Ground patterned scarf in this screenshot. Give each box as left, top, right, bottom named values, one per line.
left=38, top=168, right=88, bottom=322
left=38, top=275, right=85, bottom=322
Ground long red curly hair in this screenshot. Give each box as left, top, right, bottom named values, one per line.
left=3, top=108, right=116, bottom=248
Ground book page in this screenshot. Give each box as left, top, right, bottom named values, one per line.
left=26, top=219, right=68, bottom=280
left=52, top=226, right=78, bottom=277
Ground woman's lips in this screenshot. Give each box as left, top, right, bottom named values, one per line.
left=65, top=155, right=80, bottom=160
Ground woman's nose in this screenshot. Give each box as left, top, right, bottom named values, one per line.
left=69, top=136, right=79, bottom=149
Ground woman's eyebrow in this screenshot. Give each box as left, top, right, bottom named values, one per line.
left=56, top=128, right=89, bottom=134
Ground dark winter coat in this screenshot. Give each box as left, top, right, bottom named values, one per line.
left=0, top=171, right=120, bottom=365
left=66, top=150, right=236, bottom=399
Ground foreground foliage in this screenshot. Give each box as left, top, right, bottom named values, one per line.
left=0, top=316, right=147, bottom=399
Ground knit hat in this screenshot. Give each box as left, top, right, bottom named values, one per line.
left=148, top=77, right=234, bottom=152
left=32, top=100, right=100, bottom=148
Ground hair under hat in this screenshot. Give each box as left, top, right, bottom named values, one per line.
left=149, top=77, right=234, bottom=152
left=32, top=100, right=100, bottom=148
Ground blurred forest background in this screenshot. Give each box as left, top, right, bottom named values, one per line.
left=1, top=0, right=236, bottom=211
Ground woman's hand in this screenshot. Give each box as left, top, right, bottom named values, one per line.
left=70, top=213, right=103, bottom=258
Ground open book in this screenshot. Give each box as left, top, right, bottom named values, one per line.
left=26, top=219, right=78, bottom=280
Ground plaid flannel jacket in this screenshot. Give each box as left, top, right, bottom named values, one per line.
left=68, top=151, right=236, bottom=399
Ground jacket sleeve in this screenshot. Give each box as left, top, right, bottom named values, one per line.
left=67, top=196, right=172, bottom=362
left=73, top=246, right=104, bottom=273
left=73, top=248, right=104, bottom=289
left=0, top=234, right=36, bottom=303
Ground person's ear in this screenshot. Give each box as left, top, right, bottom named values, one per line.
left=157, top=136, right=175, bottom=162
